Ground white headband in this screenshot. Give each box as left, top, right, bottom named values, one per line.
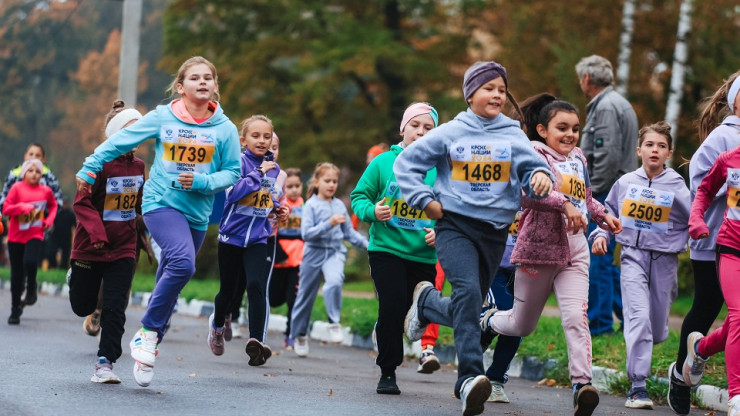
left=105, top=108, right=143, bottom=138
left=728, top=76, right=740, bottom=114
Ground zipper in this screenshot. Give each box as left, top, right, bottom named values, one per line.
left=634, top=179, right=651, bottom=248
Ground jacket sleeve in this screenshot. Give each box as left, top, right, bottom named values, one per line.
left=350, top=158, right=383, bottom=223
left=301, top=200, right=331, bottom=242
left=191, top=126, right=242, bottom=195
left=0, top=171, right=18, bottom=212
left=73, top=179, right=108, bottom=245
left=44, top=169, right=64, bottom=208
left=689, top=154, right=728, bottom=239
left=43, top=186, right=58, bottom=229
left=76, top=110, right=162, bottom=185
left=2, top=184, right=35, bottom=216
left=341, top=207, right=368, bottom=249
left=690, top=133, right=727, bottom=198
left=393, top=129, right=448, bottom=210
left=514, top=140, right=555, bottom=199
left=225, top=171, right=263, bottom=204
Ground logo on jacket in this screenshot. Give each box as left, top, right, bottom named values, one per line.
left=218, top=234, right=229, bottom=242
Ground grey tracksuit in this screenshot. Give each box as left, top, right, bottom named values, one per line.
left=289, top=195, right=367, bottom=338
left=589, top=167, right=690, bottom=385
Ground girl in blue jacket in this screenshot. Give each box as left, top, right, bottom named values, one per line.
left=76, top=56, right=242, bottom=387
left=209, top=115, right=288, bottom=366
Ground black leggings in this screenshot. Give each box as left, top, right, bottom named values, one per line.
left=269, top=266, right=299, bottom=336
left=676, top=259, right=725, bottom=366
left=7, top=239, right=43, bottom=309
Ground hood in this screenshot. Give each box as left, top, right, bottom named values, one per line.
left=633, top=166, right=685, bottom=185
left=532, top=140, right=576, bottom=162
left=168, top=99, right=229, bottom=125
left=455, top=108, right=522, bottom=135
left=722, top=114, right=740, bottom=129
left=389, top=144, right=404, bottom=156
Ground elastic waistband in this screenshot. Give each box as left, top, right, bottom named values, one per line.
left=717, top=244, right=740, bottom=259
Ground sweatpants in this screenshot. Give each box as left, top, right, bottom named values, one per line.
left=675, top=260, right=724, bottom=372
left=68, top=258, right=135, bottom=362
left=7, top=239, right=43, bottom=310
left=417, top=211, right=507, bottom=396
left=290, top=246, right=346, bottom=338
left=421, top=262, right=445, bottom=349
left=491, top=232, right=592, bottom=384
left=697, top=249, right=740, bottom=397
left=214, top=242, right=269, bottom=341
left=369, top=251, right=436, bottom=373
left=142, top=207, right=206, bottom=341
left=620, top=246, right=678, bottom=387
left=270, top=266, right=299, bottom=336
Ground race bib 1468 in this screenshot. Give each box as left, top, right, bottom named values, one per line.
left=449, top=140, right=511, bottom=196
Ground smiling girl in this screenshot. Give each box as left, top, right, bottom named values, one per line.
left=479, top=93, right=621, bottom=416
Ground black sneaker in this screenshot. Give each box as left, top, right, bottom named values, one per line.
left=376, top=375, right=401, bottom=395
left=24, top=285, right=37, bottom=306
left=7, top=307, right=21, bottom=325
left=667, top=362, right=691, bottom=415
left=573, top=383, right=599, bottom=416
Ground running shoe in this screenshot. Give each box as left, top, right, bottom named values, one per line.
left=83, top=309, right=102, bottom=336
left=417, top=346, right=441, bottom=374
left=666, top=361, right=691, bottom=415
left=24, top=284, right=37, bottom=306
left=487, top=380, right=509, bottom=403
left=625, top=386, right=653, bottom=409
left=223, top=314, right=233, bottom=341
left=208, top=314, right=225, bottom=356
left=376, top=374, right=401, bottom=395
left=573, top=383, right=599, bottom=416
left=328, top=323, right=344, bottom=343
left=91, top=357, right=121, bottom=384
left=728, top=395, right=740, bottom=416
left=130, top=329, right=158, bottom=387
left=245, top=338, right=269, bottom=366
left=404, top=281, right=432, bottom=341
left=460, top=375, right=491, bottom=416
left=682, top=331, right=709, bottom=386
left=294, top=335, right=309, bottom=357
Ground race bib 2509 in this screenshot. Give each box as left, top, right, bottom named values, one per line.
left=620, top=184, right=674, bottom=233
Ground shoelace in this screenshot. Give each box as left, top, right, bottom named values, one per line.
left=691, top=356, right=707, bottom=374
left=136, top=335, right=158, bottom=356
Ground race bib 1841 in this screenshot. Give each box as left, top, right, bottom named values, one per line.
left=235, top=176, right=276, bottom=218
left=160, top=125, right=217, bottom=177
left=449, top=140, right=511, bottom=196
left=384, top=181, right=432, bottom=231
left=620, top=184, right=674, bottom=233
left=726, top=168, right=740, bottom=221
left=103, top=175, right=144, bottom=222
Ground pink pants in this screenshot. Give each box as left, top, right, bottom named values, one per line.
left=491, top=233, right=592, bottom=384
left=698, top=251, right=740, bottom=397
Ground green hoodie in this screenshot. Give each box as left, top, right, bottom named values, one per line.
left=350, top=144, right=437, bottom=264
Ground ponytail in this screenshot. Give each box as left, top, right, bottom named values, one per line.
left=697, top=70, right=740, bottom=141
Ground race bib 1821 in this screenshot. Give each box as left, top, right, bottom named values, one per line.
left=103, top=175, right=144, bottom=222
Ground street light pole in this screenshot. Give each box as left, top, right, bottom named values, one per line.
left=118, top=0, right=142, bottom=106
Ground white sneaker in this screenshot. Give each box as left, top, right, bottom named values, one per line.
left=294, top=335, right=309, bottom=357
left=460, top=375, right=491, bottom=416
left=682, top=331, right=709, bottom=386
left=129, top=329, right=158, bottom=387
left=487, top=380, right=509, bottom=403
left=328, top=323, right=344, bottom=343
left=404, top=281, right=433, bottom=341
left=90, top=357, right=121, bottom=384
left=728, top=395, right=740, bottom=416
left=231, top=321, right=243, bottom=339
left=417, top=346, right=441, bottom=374
left=133, top=361, right=154, bottom=387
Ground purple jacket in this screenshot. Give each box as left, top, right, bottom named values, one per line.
left=217, top=149, right=280, bottom=248
left=511, top=142, right=608, bottom=265
left=589, top=167, right=690, bottom=254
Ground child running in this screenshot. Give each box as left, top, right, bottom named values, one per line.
left=75, top=56, right=241, bottom=387
left=209, top=115, right=287, bottom=365
left=395, top=61, right=553, bottom=416
left=683, top=142, right=740, bottom=416
left=271, top=168, right=304, bottom=349
left=589, top=121, right=690, bottom=409
left=478, top=93, right=622, bottom=416
left=667, top=69, right=740, bottom=415
left=351, top=102, right=439, bottom=394
left=3, top=158, right=58, bottom=324
left=68, top=100, right=146, bottom=383
left=291, top=162, right=368, bottom=357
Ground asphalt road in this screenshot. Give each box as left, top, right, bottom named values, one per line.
left=0, top=290, right=685, bottom=416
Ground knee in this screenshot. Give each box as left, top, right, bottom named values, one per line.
left=166, top=255, right=196, bottom=277
left=70, top=299, right=96, bottom=317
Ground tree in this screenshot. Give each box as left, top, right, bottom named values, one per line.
left=664, top=0, right=693, bottom=164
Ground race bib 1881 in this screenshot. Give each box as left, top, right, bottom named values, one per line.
left=620, top=184, right=674, bottom=233
left=449, top=140, right=511, bottom=196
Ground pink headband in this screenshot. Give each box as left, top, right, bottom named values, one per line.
left=399, top=103, right=438, bottom=133
left=21, top=158, right=43, bottom=180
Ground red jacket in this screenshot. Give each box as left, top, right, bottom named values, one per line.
left=2, top=181, right=57, bottom=243
left=72, top=153, right=145, bottom=262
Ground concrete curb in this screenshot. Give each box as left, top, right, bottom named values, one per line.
left=9, top=279, right=727, bottom=412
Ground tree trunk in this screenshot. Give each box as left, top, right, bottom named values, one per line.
left=615, top=0, right=636, bottom=96
left=665, top=0, right=694, bottom=166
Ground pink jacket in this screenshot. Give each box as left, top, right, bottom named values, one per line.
left=511, top=142, right=608, bottom=265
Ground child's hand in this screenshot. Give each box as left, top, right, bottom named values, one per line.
left=423, top=227, right=435, bottom=247
left=530, top=172, right=553, bottom=197
left=178, top=172, right=194, bottom=189
left=374, top=197, right=392, bottom=222
left=276, top=205, right=290, bottom=222
left=603, top=214, right=622, bottom=234
left=423, top=201, right=444, bottom=220
left=689, top=221, right=710, bottom=240
left=592, top=237, right=607, bottom=255
left=260, top=161, right=277, bottom=173
left=76, top=177, right=92, bottom=195
left=329, top=214, right=346, bottom=226
left=563, top=202, right=587, bottom=234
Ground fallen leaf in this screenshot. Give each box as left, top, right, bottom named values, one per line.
left=547, top=344, right=554, bottom=351
left=537, top=378, right=548, bottom=385
left=263, top=373, right=276, bottom=377
left=546, top=379, right=556, bottom=387
left=157, top=391, right=164, bottom=395
left=176, top=357, right=183, bottom=361
left=189, top=373, right=197, bottom=378
left=328, top=389, right=333, bottom=396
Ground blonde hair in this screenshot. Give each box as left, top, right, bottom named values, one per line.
left=307, top=162, right=339, bottom=196
left=166, top=56, right=220, bottom=101
left=697, top=69, right=740, bottom=141
left=240, top=114, right=273, bottom=137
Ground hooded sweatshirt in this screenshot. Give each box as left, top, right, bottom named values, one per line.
left=393, top=108, right=552, bottom=228
left=351, top=144, right=437, bottom=264
left=76, top=99, right=241, bottom=230
left=687, top=115, right=740, bottom=260
left=217, top=149, right=281, bottom=248
left=589, top=167, right=691, bottom=254
left=3, top=181, right=57, bottom=243
left=72, top=153, right=146, bottom=262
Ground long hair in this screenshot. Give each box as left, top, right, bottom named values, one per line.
left=697, top=69, right=740, bottom=141
left=306, top=162, right=339, bottom=196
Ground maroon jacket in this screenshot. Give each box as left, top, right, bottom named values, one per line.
left=72, top=153, right=145, bottom=262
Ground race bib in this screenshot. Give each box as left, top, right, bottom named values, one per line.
left=506, top=209, right=523, bottom=246
left=620, top=184, right=674, bottom=233
left=449, top=140, right=511, bottom=196
left=103, top=175, right=144, bottom=222
left=554, top=160, right=587, bottom=218
left=726, top=168, right=740, bottom=221
left=278, top=206, right=302, bottom=237
left=235, top=176, right=275, bottom=218
left=160, top=125, right=217, bottom=181
left=18, top=200, right=46, bottom=231
left=384, top=181, right=432, bottom=231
